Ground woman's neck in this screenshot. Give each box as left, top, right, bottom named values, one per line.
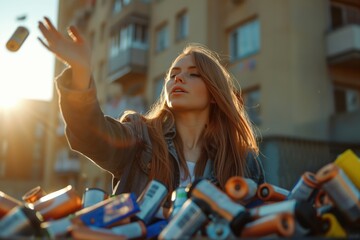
left=175, top=112, right=208, bottom=150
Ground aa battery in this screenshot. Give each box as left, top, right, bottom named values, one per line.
left=71, top=225, right=126, bottom=240
left=6, top=26, right=29, bottom=52
left=169, top=187, right=188, bottom=219
left=22, top=186, right=47, bottom=204
left=241, top=213, right=295, bottom=238
left=32, top=185, right=82, bottom=221
left=314, top=189, right=333, bottom=208
left=321, top=213, right=347, bottom=238
left=72, top=220, right=146, bottom=239
left=0, top=191, right=22, bottom=218
left=159, top=198, right=210, bottom=240
left=146, top=219, right=168, bottom=239
left=206, top=215, right=234, bottom=240
left=187, top=178, right=250, bottom=236
left=41, top=193, right=140, bottom=238
left=334, top=149, right=360, bottom=190
left=316, top=163, right=360, bottom=222
left=287, top=172, right=319, bottom=202
left=249, top=199, right=321, bottom=235
left=154, top=206, right=171, bottom=220
left=136, top=180, right=168, bottom=225
left=225, top=176, right=258, bottom=202
left=257, top=183, right=289, bottom=202
left=81, top=187, right=108, bottom=208
left=0, top=205, right=43, bottom=237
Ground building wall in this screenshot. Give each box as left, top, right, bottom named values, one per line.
left=41, top=0, right=360, bottom=192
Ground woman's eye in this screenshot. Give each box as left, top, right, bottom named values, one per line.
left=190, top=73, right=201, bottom=77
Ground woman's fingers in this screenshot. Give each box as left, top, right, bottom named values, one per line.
left=37, top=37, right=50, bottom=51
left=67, top=26, right=84, bottom=43
left=44, top=16, right=62, bottom=38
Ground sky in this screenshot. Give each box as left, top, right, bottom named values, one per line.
left=0, top=0, right=58, bottom=106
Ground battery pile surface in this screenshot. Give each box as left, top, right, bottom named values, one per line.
left=0, top=149, right=359, bottom=239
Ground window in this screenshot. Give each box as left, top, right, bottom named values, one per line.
left=230, top=19, right=260, bottom=61
left=109, top=23, right=148, bottom=57
left=156, top=24, right=169, bottom=52
left=243, top=88, right=261, bottom=125
left=176, top=11, right=188, bottom=40
left=132, top=23, right=148, bottom=48
left=330, top=3, right=360, bottom=29
left=113, top=0, right=131, bottom=13
left=334, top=86, right=360, bottom=113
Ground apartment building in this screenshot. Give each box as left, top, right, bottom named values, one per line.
left=44, top=0, right=360, bottom=193
left=0, top=100, right=50, bottom=199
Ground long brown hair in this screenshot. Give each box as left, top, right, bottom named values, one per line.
left=142, top=43, right=259, bottom=192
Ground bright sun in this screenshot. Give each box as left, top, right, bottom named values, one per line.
left=0, top=89, right=20, bottom=109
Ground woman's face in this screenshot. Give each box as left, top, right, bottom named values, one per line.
left=165, top=54, right=211, bottom=113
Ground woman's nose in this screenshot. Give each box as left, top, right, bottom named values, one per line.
left=174, top=73, right=184, bottom=83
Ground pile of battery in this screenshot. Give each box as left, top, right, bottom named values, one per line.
left=0, top=149, right=359, bottom=239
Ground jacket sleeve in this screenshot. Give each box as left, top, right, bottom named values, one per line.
left=55, top=68, right=141, bottom=178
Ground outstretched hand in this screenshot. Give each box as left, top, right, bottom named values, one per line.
left=38, top=17, right=92, bottom=89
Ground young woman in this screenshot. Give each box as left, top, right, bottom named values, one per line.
left=38, top=17, right=265, bottom=202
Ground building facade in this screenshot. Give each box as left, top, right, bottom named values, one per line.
left=0, top=100, right=50, bottom=199
left=43, top=0, right=360, bottom=194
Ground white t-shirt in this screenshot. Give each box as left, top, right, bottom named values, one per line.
left=179, top=161, right=196, bottom=187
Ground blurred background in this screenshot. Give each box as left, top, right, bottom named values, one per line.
left=0, top=0, right=359, bottom=199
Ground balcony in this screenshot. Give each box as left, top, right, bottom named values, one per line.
left=326, top=24, right=360, bottom=87
left=107, top=45, right=148, bottom=83
left=326, top=24, right=360, bottom=66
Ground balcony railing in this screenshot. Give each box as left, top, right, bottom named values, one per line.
left=108, top=45, right=147, bottom=82
left=326, top=24, right=360, bottom=62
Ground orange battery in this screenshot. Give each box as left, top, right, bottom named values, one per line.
left=22, top=186, right=47, bottom=204
left=257, top=183, right=289, bottom=202
left=316, top=163, right=360, bottom=222
left=0, top=191, right=22, bottom=218
left=6, top=26, right=29, bottom=52
left=225, top=176, right=258, bottom=202
left=241, top=213, right=295, bottom=238
left=32, top=185, right=82, bottom=221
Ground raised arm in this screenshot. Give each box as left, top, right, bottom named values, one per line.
left=37, top=17, right=140, bottom=178
left=38, top=17, right=91, bottom=90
